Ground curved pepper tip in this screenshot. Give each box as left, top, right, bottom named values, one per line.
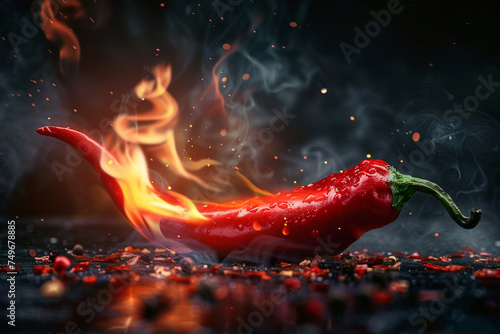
left=36, top=126, right=69, bottom=136
left=463, top=208, right=482, bottom=230
left=36, top=126, right=50, bottom=135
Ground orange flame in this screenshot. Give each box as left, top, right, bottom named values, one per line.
left=40, top=0, right=81, bottom=76
left=100, top=140, right=207, bottom=245
left=114, top=65, right=219, bottom=189
left=101, top=64, right=272, bottom=247
left=102, top=65, right=214, bottom=245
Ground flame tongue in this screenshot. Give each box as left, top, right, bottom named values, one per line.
left=101, top=64, right=212, bottom=245
left=100, top=140, right=208, bottom=245
left=113, top=65, right=218, bottom=190
left=37, top=125, right=207, bottom=248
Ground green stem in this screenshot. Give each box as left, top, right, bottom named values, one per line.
left=388, top=165, right=481, bottom=229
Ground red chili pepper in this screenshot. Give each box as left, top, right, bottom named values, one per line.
left=37, top=126, right=482, bottom=260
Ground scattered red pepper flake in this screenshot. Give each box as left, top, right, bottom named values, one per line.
left=245, top=270, right=271, bottom=280
left=124, top=246, right=142, bottom=253
left=71, top=261, right=90, bottom=273
left=34, top=266, right=53, bottom=275
left=474, top=258, right=489, bottom=263
left=0, top=265, right=21, bottom=272
left=310, top=255, right=322, bottom=267
left=281, top=262, right=291, bottom=267
left=474, top=268, right=500, bottom=279
left=449, top=253, right=465, bottom=258
left=152, top=254, right=175, bottom=264
left=82, top=275, right=97, bottom=284
left=127, top=255, right=141, bottom=266
left=405, top=252, right=422, bottom=259
left=35, top=255, right=51, bottom=263
left=73, top=251, right=123, bottom=262
left=355, top=264, right=367, bottom=278
left=391, top=250, right=407, bottom=256
left=424, top=263, right=471, bottom=272
left=302, top=265, right=328, bottom=279
left=105, top=264, right=131, bottom=272
left=421, top=256, right=451, bottom=262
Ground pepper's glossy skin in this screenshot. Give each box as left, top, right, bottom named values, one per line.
left=37, top=126, right=401, bottom=260
left=36, top=126, right=126, bottom=213
left=163, top=159, right=400, bottom=259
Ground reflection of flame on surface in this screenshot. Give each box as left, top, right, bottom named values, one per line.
left=40, top=0, right=81, bottom=76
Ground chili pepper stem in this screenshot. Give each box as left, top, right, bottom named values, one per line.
left=388, top=165, right=481, bottom=229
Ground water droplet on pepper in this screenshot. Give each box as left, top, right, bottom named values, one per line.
left=304, top=194, right=315, bottom=203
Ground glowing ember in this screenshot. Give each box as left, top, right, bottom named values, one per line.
left=412, top=132, right=420, bottom=142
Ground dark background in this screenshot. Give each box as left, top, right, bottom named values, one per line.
left=1, top=0, right=500, bottom=254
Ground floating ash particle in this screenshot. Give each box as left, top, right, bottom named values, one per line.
left=321, top=88, right=327, bottom=94
left=222, top=43, right=231, bottom=50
